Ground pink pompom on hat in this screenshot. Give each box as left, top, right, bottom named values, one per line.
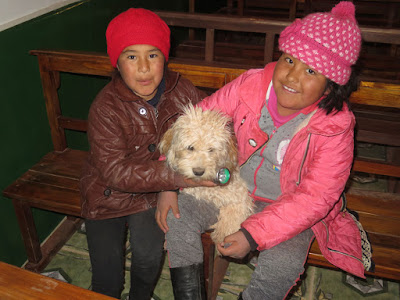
left=278, top=1, right=362, bottom=85
left=106, top=8, right=170, bottom=67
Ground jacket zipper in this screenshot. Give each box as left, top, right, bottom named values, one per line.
left=321, top=220, right=363, bottom=263
left=296, top=133, right=311, bottom=186
left=296, top=133, right=362, bottom=263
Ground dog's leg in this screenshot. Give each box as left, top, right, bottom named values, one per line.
left=210, top=202, right=252, bottom=246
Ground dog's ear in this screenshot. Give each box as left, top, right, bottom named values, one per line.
left=159, top=128, right=174, bottom=155
left=226, top=132, right=239, bottom=171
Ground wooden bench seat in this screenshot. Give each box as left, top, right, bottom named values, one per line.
left=4, top=149, right=85, bottom=216
left=2, top=49, right=400, bottom=300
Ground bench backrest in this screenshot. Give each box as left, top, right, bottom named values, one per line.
left=155, top=11, right=400, bottom=66
left=30, top=50, right=248, bottom=151
left=30, top=49, right=400, bottom=179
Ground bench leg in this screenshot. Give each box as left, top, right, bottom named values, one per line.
left=202, top=232, right=215, bottom=299
left=12, top=199, right=82, bottom=272
left=211, top=256, right=230, bottom=300
left=202, top=232, right=231, bottom=300
left=12, top=199, right=42, bottom=269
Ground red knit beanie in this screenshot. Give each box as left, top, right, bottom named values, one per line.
left=279, top=1, right=362, bottom=85
left=106, top=8, right=170, bottom=67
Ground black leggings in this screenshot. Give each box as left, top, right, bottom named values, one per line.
left=85, top=207, right=165, bottom=299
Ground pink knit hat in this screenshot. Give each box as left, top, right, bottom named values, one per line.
left=278, top=1, right=362, bottom=85
left=106, top=8, right=170, bottom=67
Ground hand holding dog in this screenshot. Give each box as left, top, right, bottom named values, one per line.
left=217, top=231, right=251, bottom=259
left=156, top=191, right=179, bottom=233
left=156, top=178, right=217, bottom=233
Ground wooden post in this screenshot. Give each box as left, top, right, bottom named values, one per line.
left=37, top=55, right=66, bottom=152
left=205, top=28, right=215, bottom=62
left=264, top=32, right=275, bottom=64
left=289, top=0, right=297, bottom=20
left=189, top=0, right=195, bottom=40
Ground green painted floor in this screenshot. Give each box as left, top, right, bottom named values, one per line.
left=41, top=223, right=399, bottom=300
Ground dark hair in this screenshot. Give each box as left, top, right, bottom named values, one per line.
left=318, top=66, right=360, bottom=115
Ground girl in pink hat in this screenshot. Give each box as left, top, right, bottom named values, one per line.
left=80, top=7, right=214, bottom=300
left=157, top=2, right=371, bottom=299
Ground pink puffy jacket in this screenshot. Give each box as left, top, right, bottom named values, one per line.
left=200, top=62, right=365, bottom=278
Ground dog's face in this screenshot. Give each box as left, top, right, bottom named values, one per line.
left=159, top=105, right=238, bottom=181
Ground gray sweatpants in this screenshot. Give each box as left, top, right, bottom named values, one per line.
left=166, top=193, right=315, bottom=299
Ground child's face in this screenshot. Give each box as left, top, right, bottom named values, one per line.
left=273, top=53, right=328, bottom=116
left=117, top=44, right=165, bottom=100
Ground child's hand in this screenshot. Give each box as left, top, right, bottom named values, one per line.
left=156, top=191, right=179, bottom=233
left=217, top=231, right=251, bottom=259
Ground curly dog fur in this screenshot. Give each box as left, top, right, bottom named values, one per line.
left=159, top=105, right=253, bottom=245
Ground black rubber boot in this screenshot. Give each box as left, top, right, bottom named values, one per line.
left=170, top=264, right=206, bottom=300
left=238, top=292, right=244, bottom=299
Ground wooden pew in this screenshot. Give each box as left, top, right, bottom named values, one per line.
left=191, top=0, right=400, bottom=28
left=156, top=11, right=400, bottom=81
left=0, top=261, right=115, bottom=300
left=2, top=50, right=400, bottom=300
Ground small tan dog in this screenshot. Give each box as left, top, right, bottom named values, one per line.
left=159, top=104, right=254, bottom=245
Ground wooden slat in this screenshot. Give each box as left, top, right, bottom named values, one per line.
left=30, top=50, right=113, bottom=77
left=352, top=159, right=400, bottom=178
left=58, top=116, right=88, bottom=132
left=169, top=61, right=246, bottom=88
left=308, top=241, right=400, bottom=281
left=30, top=149, right=87, bottom=178
left=4, top=180, right=81, bottom=216
left=358, top=213, right=400, bottom=238
left=22, top=171, right=80, bottom=191
left=346, top=188, right=400, bottom=219
left=351, top=81, right=400, bottom=109
left=0, top=261, right=115, bottom=300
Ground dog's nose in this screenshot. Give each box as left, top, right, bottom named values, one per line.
left=192, top=168, right=205, bottom=177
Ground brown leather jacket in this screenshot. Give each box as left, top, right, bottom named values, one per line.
left=80, top=69, right=206, bottom=220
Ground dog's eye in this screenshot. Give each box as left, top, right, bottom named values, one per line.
left=208, top=148, right=214, bottom=152
left=187, top=145, right=194, bottom=151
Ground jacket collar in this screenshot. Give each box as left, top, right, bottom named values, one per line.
left=111, top=68, right=179, bottom=102
left=239, top=62, right=277, bottom=116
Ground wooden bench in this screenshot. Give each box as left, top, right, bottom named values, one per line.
left=192, top=0, right=400, bottom=28
left=2, top=50, right=400, bottom=300
left=0, top=261, right=115, bottom=300
left=156, top=11, right=400, bottom=81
